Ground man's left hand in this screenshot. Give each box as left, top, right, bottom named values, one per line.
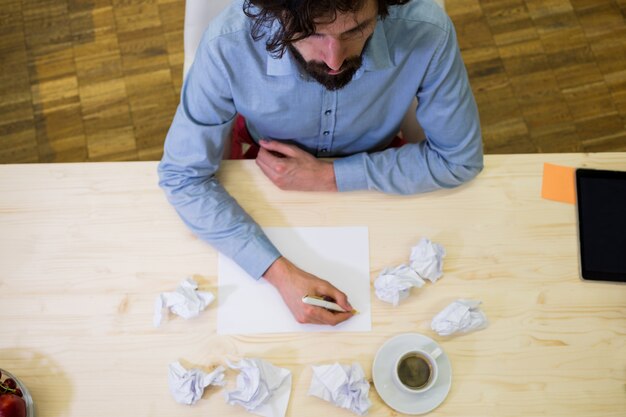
left=256, top=139, right=338, bottom=192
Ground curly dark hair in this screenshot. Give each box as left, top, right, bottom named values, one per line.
left=243, top=0, right=410, bottom=58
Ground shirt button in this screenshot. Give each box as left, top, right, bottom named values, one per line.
left=325, top=109, right=332, bottom=115
left=321, top=148, right=328, bottom=153
left=323, top=131, right=330, bottom=136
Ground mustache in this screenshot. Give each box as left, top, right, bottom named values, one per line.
left=287, top=43, right=365, bottom=91
left=304, top=55, right=362, bottom=73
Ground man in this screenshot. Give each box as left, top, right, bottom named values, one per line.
left=158, top=0, right=483, bottom=326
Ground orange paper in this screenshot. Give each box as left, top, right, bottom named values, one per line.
left=541, top=163, right=576, bottom=204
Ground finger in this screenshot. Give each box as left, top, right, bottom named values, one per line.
left=255, top=154, right=277, bottom=181
left=317, top=284, right=353, bottom=312
left=310, top=307, right=353, bottom=326
left=258, top=147, right=290, bottom=173
left=258, top=149, right=295, bottom=182
left=259, top=139, right=300, bottom=158
left=256, top=149, right=287, bottom=177
left=300, top=305, right=325, bottom=325
left=256, top=147, right=280, bottom=167
left=258, top=143, right=286, bottom=159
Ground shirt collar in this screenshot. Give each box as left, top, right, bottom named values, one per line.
left=361, top=18, right=392, bottom=72
left=266, top=18, right=392, bottom=76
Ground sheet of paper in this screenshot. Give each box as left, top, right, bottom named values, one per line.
left=218, top=227, right=371, bottom=334
left=541, top=163, right=576, bottom=204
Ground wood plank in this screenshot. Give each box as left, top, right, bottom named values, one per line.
left=70, top=1, right=137, bottom=161
left=482, top=0, right=539, bottom=46
left=0, top=0, right=38, bottom=163
left=2, top=0, right=626, bottom=162
left=158, top=0, right=185, bottom=94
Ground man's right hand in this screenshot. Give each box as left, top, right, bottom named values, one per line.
left=255, top=139, right=338, bottom=192
left=263, top=257, right=354, bottom=325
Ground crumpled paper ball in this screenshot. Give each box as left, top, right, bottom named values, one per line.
left=431, top=299, right=488, bottom=336
left=168, top=361, right=225, bottom=405
left=224, top=357, right=292, bottom=417
left=154, top=277, right=215, bottom=327
left=374, top=265, right=425, bottom=306
left=409, top=238, right=446, bottom=282
left=308, top=362, right=371, bottom=415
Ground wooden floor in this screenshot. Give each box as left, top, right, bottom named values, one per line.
left=1, top=0, right=625, bottom=163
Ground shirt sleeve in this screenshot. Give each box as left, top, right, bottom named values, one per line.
left=157, top=33, right=281, bottom=279
left=333, top=16, right=484, bottom=195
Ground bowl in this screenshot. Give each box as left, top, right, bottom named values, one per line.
left=0, top=369, right=34, bottom=417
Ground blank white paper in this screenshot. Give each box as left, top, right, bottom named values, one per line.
left=218, top=227, right=371, bottom=334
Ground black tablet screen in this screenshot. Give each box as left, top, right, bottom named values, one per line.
left=576, top=168, right=626, bottom=282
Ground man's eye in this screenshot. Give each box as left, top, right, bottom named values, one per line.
left=342, top=31, right=362, bottom=40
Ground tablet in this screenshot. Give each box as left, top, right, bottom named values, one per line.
left=576, top=168, right=626, bottom=283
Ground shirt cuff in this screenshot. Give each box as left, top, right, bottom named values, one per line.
left=333, top=153, right=369, bottom=192
left=230, top=233, right=282, bottom=280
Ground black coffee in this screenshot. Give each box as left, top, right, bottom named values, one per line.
left=397, top=354, right=432, bottom=389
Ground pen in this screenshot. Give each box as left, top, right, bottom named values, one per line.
left=301, top=295, right=358, bottom=314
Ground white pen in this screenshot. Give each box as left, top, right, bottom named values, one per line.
left=301, top=295, right=358, bottom=314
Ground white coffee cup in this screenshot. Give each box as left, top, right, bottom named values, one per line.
left=392, top=347, right=442, bottom=394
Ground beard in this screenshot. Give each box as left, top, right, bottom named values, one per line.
left=287, top=43, right=366, bottom=91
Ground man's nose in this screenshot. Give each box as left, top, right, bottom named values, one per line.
left=323, top=38, right=346, bottom=71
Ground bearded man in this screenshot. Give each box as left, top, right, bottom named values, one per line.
left=158, top=0, right=483, bottom=325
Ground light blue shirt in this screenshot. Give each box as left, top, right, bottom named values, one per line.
left=158, top=0, right=483, bottom=279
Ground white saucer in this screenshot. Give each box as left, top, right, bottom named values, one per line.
left=372, top=333, right=452, bottom=415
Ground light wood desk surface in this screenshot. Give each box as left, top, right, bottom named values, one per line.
left=1, top=153, right=625, bottom=417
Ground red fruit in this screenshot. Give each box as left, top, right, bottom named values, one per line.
left=0, top=393, right=26, bottom=417
left=2, top=381, right=15, bottom=391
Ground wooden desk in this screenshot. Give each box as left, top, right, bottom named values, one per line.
left=1, top=154, right=625, bottom=417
